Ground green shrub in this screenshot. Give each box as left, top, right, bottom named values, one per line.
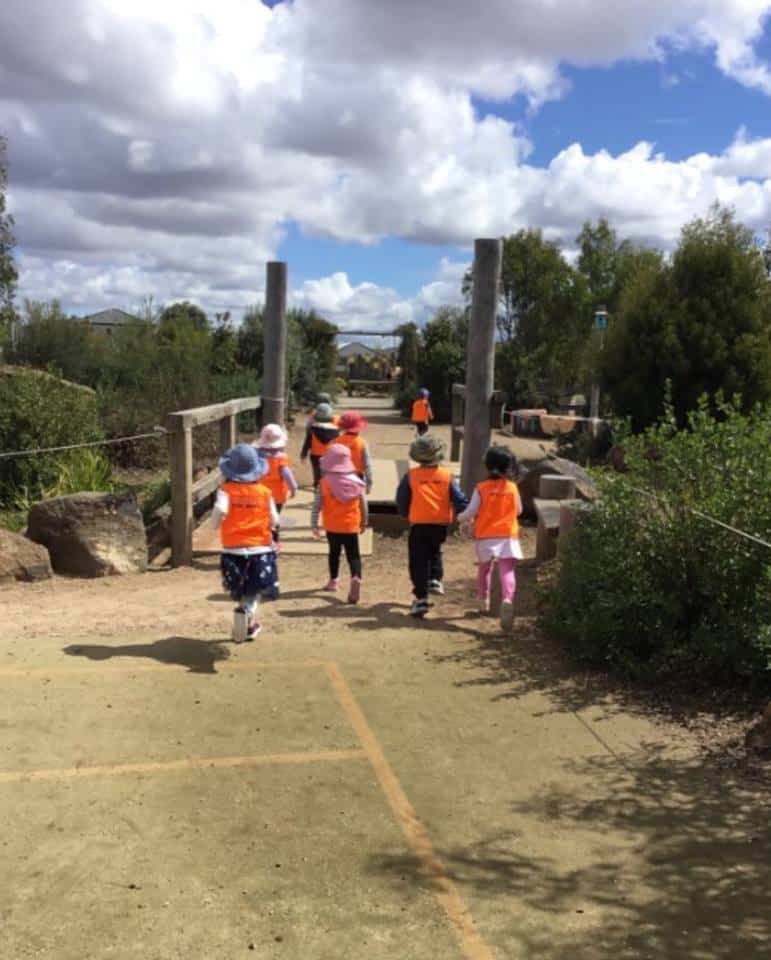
left=0, top=367, right=102, bottom=504
left=541, top=396, right=771, bottom=683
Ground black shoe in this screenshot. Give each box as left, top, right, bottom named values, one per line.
left=409, top=598, right=429, bottom=618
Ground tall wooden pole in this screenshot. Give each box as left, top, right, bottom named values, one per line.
left=461, top=238, right=502, bottom=494
left=263, top=261, right=288, bottom=426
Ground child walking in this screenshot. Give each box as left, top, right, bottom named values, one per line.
left=396, top=434, right=468, bottom=618
left=257, top=423, right=298, bottom=542
left=311, top=443, right=368, bottom=604
left=213, top=443, right=280, bottom=643
left=336, top=411, right=373, bottom=493
left=300, top=402, right=340, bottom=489
left=411, top=388, right=434, bottom=436
left=457, top=446, right=523, bottom=632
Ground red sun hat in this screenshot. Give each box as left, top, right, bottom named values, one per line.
left=338, top=411, right=368, bottom=433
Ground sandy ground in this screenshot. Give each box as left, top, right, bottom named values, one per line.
left=1, top=399, right=768, bottom=959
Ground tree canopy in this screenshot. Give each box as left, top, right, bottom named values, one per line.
left=0, top=136, right=18, bottom=348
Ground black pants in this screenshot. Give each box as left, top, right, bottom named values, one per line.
left=408, top=524, right=446, bottom=599
left=273, top=502, right=283, bottom=543
left=414, top=421, right=429, bottom=436
left=310, top=454, right=323, bottom=488
left=327, top=532, right=362, bottom=579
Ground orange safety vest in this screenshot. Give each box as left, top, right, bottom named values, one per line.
left=310, top=427, right=338, bottom=458
left=220, top=481, right=273, bottom=549
left=411, top=398, right=431, bottom=423
left=261, top=453, right=290, bottom=506
left=336, top=433, right=366, bottom=475
left=474, top=478, right=521, bottom=539
left=408, top=466, right=453, bottom=525
left=320, top=478, right=362, bottom=534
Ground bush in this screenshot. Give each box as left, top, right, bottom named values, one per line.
left=0, top=367, right=102, bottom=505
left=541, top=397, right=771, bottom=683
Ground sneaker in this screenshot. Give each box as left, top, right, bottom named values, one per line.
left=347, top=577, right=361, bottom=604
left=246, top=622, right=262, bottom=641
left=427, top=579, right=445, bottom=595
left=479, top=596, right=491, bottom=614
left=409, top=598, right=429, bottom=618
left=500, top=600, right=515, bottom=632
left=231, top=608, right=248, bottom=644
left=323, top=578, right=340, bottom=593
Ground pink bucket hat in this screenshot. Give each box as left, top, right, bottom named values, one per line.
left=320, top=443, right=356, bottom=474
left=338, top=411, right=368, bottom=433
left=258, top=423, right=288, bottom=450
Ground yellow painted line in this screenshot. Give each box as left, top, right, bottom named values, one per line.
left=0, top=659, right=327, bottom=679
left=0, top=748, right=366, bottom=784
left=325, top=662, right=496, bottom=960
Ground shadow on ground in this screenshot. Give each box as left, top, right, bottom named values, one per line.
left=368, top=746, right=771, bottom=959
left=63, top=636, right=231, bottom=674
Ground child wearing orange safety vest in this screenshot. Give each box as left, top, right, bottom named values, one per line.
left=336, top=411, right=373, bottom=493
left=212, top=444, right=280, bottom=643
left=257, top=423, right=298, bottom=543
left=300, top=402, right=340, bottom=488
left=411, top=388, right=433, bottom=436
left=457, top=446, right=523, bottom=632
left=396, top=434, right=469, bottom=618
left=311, top=444, right=369, bottom=604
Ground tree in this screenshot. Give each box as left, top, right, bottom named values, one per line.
left=603, top=205, right=771, bottom=429
left=418, top=307, right=467, bottom=420
left=0, top=136, right=18, bottom=349
left=11, top=299, right=105, bottom=386
left=236, top=305, right=264, bottom=374
left=577, top=218, right=664, bottom=315
left=157, top=301, right=208, bottom=342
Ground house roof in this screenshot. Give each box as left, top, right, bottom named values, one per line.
left=82, top=308, right=140, bottom=327
left=337, top=341, right=379, bottom=359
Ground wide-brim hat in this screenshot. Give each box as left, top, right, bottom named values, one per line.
left=219, top=443, right=268, bottom=483
left=258, top=423, right=288, bottom=450
left=314, top=402, right=334, bottom=423
left=419, top=388, right=430, bottom=397
left=316, top=392, right=332, bottom=404
left=339, top=411, right=368, bottom=433
left=410, top=433, right=446, bottom=465
left=320, top=443, right=356, bottom=474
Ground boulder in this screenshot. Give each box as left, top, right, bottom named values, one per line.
left=745, top=703, right=771, bottom=754
left=518, top=456, right=599, bottom=520
left=27, top=493, right=148, bottom=577
left=0, top=528, right=52, bottom=583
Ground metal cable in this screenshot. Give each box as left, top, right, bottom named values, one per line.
left=0, top=428, right=167, bottom=460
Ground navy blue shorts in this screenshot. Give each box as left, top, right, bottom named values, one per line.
left=220, top=551, right=279, bottom=603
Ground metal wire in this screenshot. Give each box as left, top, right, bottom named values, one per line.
left=0, top=428, right=167, bottom=460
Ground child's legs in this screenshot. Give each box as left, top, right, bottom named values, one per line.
left=242, top=595, right=259, bottom=620
left=342, top=533, right=362, bottom=578
left=273, top=502, right=283, bottom=543
left=428, top=526, right=447, bottom=582
left=327, top=533, right=343, bottom=580
left=498, top=558, right=517, bottom=603
left=477, top=560, right=493, bottom=600
left=408, top=525, right=431, bottom=599
left=416, top=422, right=429, bottom=436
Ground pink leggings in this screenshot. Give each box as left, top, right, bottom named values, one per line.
left=477, top=558, right=517, bottom=603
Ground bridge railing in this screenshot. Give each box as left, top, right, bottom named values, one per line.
left=165, top=397, right=262, bottom=567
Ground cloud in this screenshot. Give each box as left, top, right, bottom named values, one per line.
left=2, top=0, right=771, bottom=320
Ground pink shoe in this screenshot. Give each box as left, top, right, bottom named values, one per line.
left=323, top=578, right=339, bottom=593
left=347, top=577, right=361, bottom=604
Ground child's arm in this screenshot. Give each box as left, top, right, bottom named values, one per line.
left=362, top=444, right=373, bottom=493
left=395, top=474, right=411, bottom=518
left=269, top=495, right=280, bottom=528
left=456, top=488, right=480, bottom=526
left=300, top=423, right=312, bottom=460
left=211, top=488, right=229, bottom=529
left=428, top=403, right=434, bottom=421
left=449, top=480, right=470, bottom=515
left=281, top=465, right=299, bottom=497
left=310, top=487, right=323, bottom=538
left=360, top=494, right=369, bottom=532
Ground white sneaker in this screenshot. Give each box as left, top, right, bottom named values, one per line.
left=428, top=579, right=445, bottom=595
left=500, top=601, right=515, bottom=632
left=231, top=608, right=248, bottom=644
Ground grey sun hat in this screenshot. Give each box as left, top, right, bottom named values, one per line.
left=219, top=443, right=268, bottom=483
left=314, top=402, right=334, bottom=423
left=410, top=433, right=446, bottom=465
left=316, top=392, right=332, bottom=404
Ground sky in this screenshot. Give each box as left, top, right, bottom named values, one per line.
left=2, top=0, right=771, bottom=332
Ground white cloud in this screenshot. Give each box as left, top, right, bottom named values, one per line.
left=2, top=0, right=771, bottom=319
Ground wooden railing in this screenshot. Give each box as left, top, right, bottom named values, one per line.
left=166, top=397, right=262, bottom=566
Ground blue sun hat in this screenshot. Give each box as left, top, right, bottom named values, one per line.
left=219, top=443, right=268, bottom=483
left=419, top=387, right=430, bottom=397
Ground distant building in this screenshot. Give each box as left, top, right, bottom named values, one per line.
left=336, top=341, right=395, bottom=381
left=81, top=308, right=141, bottom=336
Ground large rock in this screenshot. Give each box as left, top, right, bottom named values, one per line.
left=27, top=493, right=148, bottom=577
left=518, top=456, right=599, bottom=520
left=0, top=528, right=52, bottom=583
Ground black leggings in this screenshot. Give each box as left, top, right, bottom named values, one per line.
left=327, top=532, right=362, bottom=579
left=408, top=524, right=446, bottom=599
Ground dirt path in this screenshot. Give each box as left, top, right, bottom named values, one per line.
left=1, top=400, right=768, bottom=959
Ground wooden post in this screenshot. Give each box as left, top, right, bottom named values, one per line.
left=168, top=420, right=193, bottom=567
left=450, top=385, right=464, bottom=462
left=263, top=261, right=287, bottom=426
left=219, top=407, right=237, bottom=453
left=461, top=238, right=502, bottom=494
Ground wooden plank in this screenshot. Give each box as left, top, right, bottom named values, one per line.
left=192, top=469, right=222, bottom=504
left=166, top=397, right=261, bottom=431
left=219, top=414, right=236, bottom=452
